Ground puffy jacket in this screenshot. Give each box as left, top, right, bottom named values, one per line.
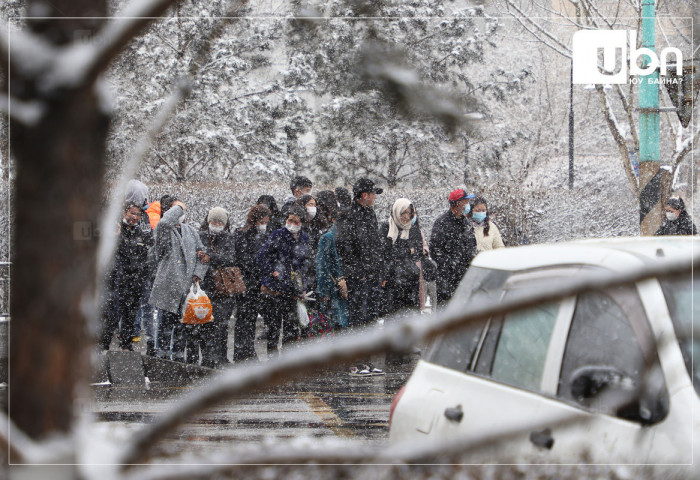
left=429, top=210, right=477, bottom=303
left=256, top=227, right=309, bottom=296
left=145, top=202, right=161, bottom=230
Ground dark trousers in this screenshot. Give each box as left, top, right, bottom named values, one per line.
left=174, top=322, right=216, bottom=366
left=101, top=280, right=143, bottom=351
left=233, top=290, right=261, bottom=362
left=209, top=295, right=236, bottom=366
left=347, top=278, right=382, bottom=329
left=260, top=294, right=298, bottom=354
left=157, top=309, right=186, bottom=360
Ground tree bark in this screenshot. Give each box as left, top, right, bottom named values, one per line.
left=9, top=0, right=108, bottom=440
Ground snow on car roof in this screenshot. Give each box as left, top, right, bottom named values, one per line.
left=471, top=236, right=698, bottom=272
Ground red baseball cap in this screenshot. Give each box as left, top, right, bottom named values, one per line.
left=448, top=189, right=475, bottom=202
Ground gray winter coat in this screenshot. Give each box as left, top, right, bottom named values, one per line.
left=149, top=205, right=208, bottom=314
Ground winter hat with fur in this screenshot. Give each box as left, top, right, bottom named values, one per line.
left=207, top=207, right=228, bottom=224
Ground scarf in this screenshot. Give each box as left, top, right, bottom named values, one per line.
left=387, top=198, right=413, bottom=244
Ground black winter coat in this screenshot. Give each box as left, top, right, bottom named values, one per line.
left=335, top=202, right=385, bottom=283
left=655, top=212, right=697, bottom=236
left=110, top=220, right=154, bottom=296
left=198, top=230, right=237, bottom=297
left=429, top=210, right=477, bottom=303
left=380, top=222, right=425, bottom=313
left=233, top=227, right=268, bottom=292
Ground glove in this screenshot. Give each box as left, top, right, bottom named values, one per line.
left=302, top=291, right=316, bottom=302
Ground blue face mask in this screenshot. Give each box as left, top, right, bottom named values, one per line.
left=411, top=215, right=417, bottom=226
left=472, top=211, right=487, bottom=223
left=464, top=203, right=471, bottom=215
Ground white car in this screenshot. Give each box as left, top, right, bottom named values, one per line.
left=389, top=236, right=699, bottom=464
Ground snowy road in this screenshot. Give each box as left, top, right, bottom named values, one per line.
left=89, top=356, right=414, bottom=458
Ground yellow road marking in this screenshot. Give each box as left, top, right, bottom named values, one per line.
left=298, top=392, right=356, bottom=438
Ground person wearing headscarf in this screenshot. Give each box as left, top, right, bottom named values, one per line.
left=655, top=197, right=697, bottom=236
left=380, top=198, right=427, bottom=315
left=467, top=196, right=505, bottom=252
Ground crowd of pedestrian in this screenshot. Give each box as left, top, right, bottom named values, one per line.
left=100, top=176, right=696, bottom=375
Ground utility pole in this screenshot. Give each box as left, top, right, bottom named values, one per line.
left=569, top=60, right=574, bottom=190
left=638, top=0, right=661, bottom=235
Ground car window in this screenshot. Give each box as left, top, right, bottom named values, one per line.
left=558, top=288, right=669, bottom=423
left=658, top=272, right=700, bottom=397
left=426, top=267, right=511, bottom=372
left=490, top=301, right=560, bottom=391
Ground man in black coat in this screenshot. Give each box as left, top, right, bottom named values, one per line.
left=430, top=189, right=478, bottom=305
left=335, top=177, right=385, bottom=328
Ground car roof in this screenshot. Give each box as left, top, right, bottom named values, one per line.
left=471, top=236, right=698, bottom=272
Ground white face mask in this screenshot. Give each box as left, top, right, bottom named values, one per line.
left=209, top=224, right=224, bottom=234
left=286, top=223, right=301, bottom=234
left=178, top=214, right=186, bottom=224
left=306, top=206, right=317, bottom=219
left=257, top=224, right=267, bottom=234
left=666, top=212, right=678, bottom=221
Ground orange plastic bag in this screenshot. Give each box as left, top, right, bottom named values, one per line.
left=182, top=283, right=213, bottom=325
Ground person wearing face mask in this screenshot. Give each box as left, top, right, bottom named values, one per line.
left=100, top=201, right=154, bottom=352
left=429, top=189, right=478, bottom=305
left=232, top=204, right=271, bottom=362
left=195, top=207, right=237, bottom=367
left=149, top=197, right=210, bottom=362
left=467, top=196, right=505, bottom=253
left=380, top=199, right=427, bottom=317
left=256, top=206, right=312, bottom=355
left=655, top=197, right=697, bottom=236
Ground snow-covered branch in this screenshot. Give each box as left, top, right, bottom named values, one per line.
left=97, top=80, right=192, bottom=286
left=0, top=94, right=45, bottom=127
left=119, top=251, right=699, bottom=468
left=596, top=86, right=638, bottom=194
left=671, top=123, right=700, bottom=169
left=503, top=0, right=572, bottom=59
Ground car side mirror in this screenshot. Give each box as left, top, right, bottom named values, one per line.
left=570, top=365, right=634, bottom=400
left=570, top=365, right=668, bottom=426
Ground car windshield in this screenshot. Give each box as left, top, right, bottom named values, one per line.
left=658, top=273, right=700, bottom=397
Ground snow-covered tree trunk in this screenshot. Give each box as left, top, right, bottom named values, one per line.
left=8, top=0, right=109, bottom=441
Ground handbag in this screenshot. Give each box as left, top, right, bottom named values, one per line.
left=212, top=266, right=246, bottom=296
left=209, top=236, right=246, bottom=296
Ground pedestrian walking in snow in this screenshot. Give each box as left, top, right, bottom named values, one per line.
left=467, top=196, right=505, bottom=253
left=232, top=204, right=271, bottom=362
left=655, top=197, right=697, bottom=236
left=430, top=189, right=478, bottom=305
left=149, top=197, right=209, bottom=362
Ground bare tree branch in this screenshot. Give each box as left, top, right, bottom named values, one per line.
left=118, top=249, right=699, bottom=467
left=96, top=80, right=192, bottom=285
left=596, top=86, right=639, bottom=195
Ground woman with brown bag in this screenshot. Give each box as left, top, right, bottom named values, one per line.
left=198, top=206, right=238, bottom=368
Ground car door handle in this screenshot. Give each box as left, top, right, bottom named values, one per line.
left=444, top=405, right=463, bottom=423
left=529, top=428, right=554, bottom=450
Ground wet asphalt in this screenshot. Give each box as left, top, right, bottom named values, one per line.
left=87, top=318, right=420, bottom=456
